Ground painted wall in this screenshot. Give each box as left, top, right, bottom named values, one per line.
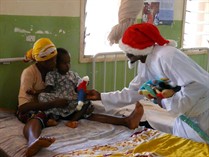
left=0, top=0, right=190, bottom=109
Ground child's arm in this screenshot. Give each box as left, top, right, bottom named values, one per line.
left=44, top=85, right=54, bottom=93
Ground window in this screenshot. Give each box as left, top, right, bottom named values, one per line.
left=80, top=0, right=209, bottom=62
left=182, top=0, right=209, bottom=48
left=80, top=0, right=122, bottom=62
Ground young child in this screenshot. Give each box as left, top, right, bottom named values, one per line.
left=27, top=48, right=93, bottom=127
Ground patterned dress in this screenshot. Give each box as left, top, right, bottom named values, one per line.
left=38, top=70, right=87, bottom=119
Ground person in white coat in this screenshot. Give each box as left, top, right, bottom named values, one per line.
left=87, top=23, right=209, bottom=144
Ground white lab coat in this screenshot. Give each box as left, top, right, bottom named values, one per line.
left=101, top=45, right=209, bottom=143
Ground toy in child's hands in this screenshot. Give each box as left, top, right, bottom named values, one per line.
left=76, top=76, right=89, bottom=110
left=139, top=78, right=181, bottom=103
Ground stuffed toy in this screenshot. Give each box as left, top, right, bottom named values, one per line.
left=139, top=78, right=181, bottom=104
left=76, top=76, right=89, bottom=110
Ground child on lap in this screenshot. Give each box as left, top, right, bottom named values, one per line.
left=27, top=48, right=93, bottom=127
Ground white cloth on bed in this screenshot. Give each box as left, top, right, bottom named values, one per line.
left=101, top=45, right=209, bottom=143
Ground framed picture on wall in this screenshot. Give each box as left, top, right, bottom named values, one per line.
left=142, top=0, right=174, bottom=26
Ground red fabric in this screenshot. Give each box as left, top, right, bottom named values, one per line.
left=121, top=23, right=169, bottom=50
left=77, top=81, right=88, bottom=92
left=17, top=111, right=48, bottom=128
left=156, top=93, right=165, bottom=99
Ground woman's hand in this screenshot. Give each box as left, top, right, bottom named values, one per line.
left=86, top=89, right=101, bottom=100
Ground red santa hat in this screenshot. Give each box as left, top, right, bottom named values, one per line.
left=119, top=23, right=177, bottom=56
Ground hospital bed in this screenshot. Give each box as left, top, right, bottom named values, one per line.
left=0, top=47, right=209, bottom=157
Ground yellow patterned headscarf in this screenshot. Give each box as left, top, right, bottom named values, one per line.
left=25, top=38, right=57, bottom=62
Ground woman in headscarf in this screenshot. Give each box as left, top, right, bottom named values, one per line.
left=17, top=38, right=69, bottom=157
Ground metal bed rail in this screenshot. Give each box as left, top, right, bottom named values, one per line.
left=0, top=57, right=25, bottom=64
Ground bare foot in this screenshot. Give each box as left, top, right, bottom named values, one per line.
left=46, top=119, right=58, bottom=127
left=125, top=101, right=144, bottom=129
left=25, top=137, right=55, bottom=157
left=65, top=121, right=78, bottom=128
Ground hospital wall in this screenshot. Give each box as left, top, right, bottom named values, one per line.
left=0, top=0, right=202, bottom=109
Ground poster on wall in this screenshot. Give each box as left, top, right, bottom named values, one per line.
left=142, top=0, right=175, bottom=25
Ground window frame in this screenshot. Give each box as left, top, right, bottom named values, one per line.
left=181, top=0, right=209, bottom=48
left=80, top=0, right=88, bottom=63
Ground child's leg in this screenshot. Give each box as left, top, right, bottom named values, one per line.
left=68, top=101, right=93, bottom=121
left=64, top=101, right=94, bottom=128
left=82, top=104, right=94, bottom=118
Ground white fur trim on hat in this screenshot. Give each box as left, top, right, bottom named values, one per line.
left=167, top=40, right=177, bottom=47
left=119, top=39, right=154, bottom=56
left=119, top=39, right=177, bottom=56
